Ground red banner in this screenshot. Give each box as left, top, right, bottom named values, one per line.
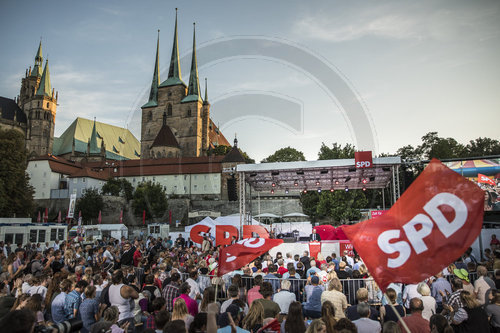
left=119, top=209, right=123, bottom=224
left=98, top=210, right=102, bottom=224
left=218, top=238, right=283, bottom=276
left=309, top=241, right=321, bottom=259
left=341, top=159, right=484, bottom=291
left=478, top=173, right=495, bottom=186
left=371, top=210, right=388, bottom=219
left=142, top=210, right=146, bottom=226
left=355, top=151, right=373, bottom=168
left=339, top=241, right=354, bottom=257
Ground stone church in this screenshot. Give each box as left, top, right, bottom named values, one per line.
left=140, top=11, right=230, bottom=159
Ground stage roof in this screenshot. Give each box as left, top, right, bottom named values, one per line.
left=236, top=157, right=401, bottom=192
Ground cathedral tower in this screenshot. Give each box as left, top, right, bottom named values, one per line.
left=140, top=10, right=212, bottom=159
left=18, top=42, right=58, bottom=157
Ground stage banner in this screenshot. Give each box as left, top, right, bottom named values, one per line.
left=339, top=241, right=354, bottom=257
left=371, top=210, right=388, bottom=219
left=309, top=241, right=321, bottom=259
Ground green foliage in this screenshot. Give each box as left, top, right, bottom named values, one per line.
left=463, top=137, right=500, bottom=157
left=299, top=191, right=320, bottom=221
left=318, top=142, right=355, bottom=160
left=316, top=190, right=368, bottom=223
left=261, top=146, right=306, bottom=163
left=0, top=129, right=34, bottom=217
left=418, top=132, right=465, bottom=160
left=101, top=178, right=133, bottom=201
left=211, top=145, right=231, bottom=156
left=132, top=181, right=168, bottom=220
left=75, top=188, right=104, bottom=223
left=241, top=151, right=255, bottom=164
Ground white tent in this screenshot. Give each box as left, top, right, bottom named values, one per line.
left=184, top=217, right=216, bottom=237
left=97, top=224, right=128, bottom=239
left=254, top=213, right=281, bottom=218
left=282, top=213, right=308, bottom=218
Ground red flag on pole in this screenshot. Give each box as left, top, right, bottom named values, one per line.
left=478, top=173, right=496, bottom=186
left=218, top=238, right=283, bottom=276
left=98, top=210, right=102, bottom=224
left=340, top=159, right=484, bottom=292
left=119, top=209, right=123, bottom=224
left=57, top=211, right=61, bottom=223
left=142, top=210, right=146, bottom=225
left=37, top=211, right=41, bottom=223
left=44, top=208, right=48, bottom=222
left=169, top=210, right=172, bottom=226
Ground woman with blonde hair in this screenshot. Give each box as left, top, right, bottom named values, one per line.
left=320, top=278, right=347, bottom=320
left=417, top=282, right=436, bottom=320
left=305, top=318, right=326, bottom=333
left=448, top=290, right=489, bottom=332
left=242, top=300, right=265, bottom=332
left=172, top=297, right=194, bottom=328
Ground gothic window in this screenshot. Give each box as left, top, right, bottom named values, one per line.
left=46, top=102, right=49, bottom=108
left=167, top=104, right=172, bottom=116
left=187, top=109, right=191, bottom=117
left=148, top=111, right=152, bottom=121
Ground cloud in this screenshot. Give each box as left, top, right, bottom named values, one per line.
left=292, top=2, right=500, bottom=42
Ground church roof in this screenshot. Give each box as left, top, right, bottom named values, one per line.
left=142, top=31, right=160, bottom=108
left=36, top=60, right=52, bottom=97
left=159, top=9, right=186, bottom=88
left=181, top=23, right=202, bottom=103
left=0, top=97, right=27, bottom=124
left=52, top=117, right=140, bottom=160
left=31, top=41, right=43, bottom=77
left=222, top=139, right=246, bottom=163
left=208, top=119, right=230, bottom=147
left=151, top=123, right=180, bottom=149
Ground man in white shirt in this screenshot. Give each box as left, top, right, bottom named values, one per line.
left=273, top=279, right=296, bottom=314
left=186, top=270, right=201, bottom=300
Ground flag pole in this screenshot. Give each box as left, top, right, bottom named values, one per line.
left=384, top=293, right=411, bottom=333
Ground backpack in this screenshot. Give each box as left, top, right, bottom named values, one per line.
left=100, top=284, right=111, bottom=307
left=23, top=260, right=36, bottom=275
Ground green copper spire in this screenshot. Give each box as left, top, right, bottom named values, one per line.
left=89, top=118, right=99, bottom=154
left=182, top=23, right=202, bottom=103
left=36, top=59, right=52, bottom=97
left=160, top=8, right=185, bottom=87
left=142, top=30, right=160, bottom=108
left=32, top=41, right=43, bottom=77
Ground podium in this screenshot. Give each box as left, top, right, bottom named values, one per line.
left=309, top=241, right=321, bottom=260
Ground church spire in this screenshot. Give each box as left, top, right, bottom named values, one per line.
left=89, top=118, right=99, bottom=154
left=203, top=77, right=209, bottom=105
left=36, top=59, right=52, bottom=97
left=142, top=30, right=160, bottom=108
left=160, top=8, right=185, bottom=87
left=32, top=41, right=43, bottom=77
left=182, top=23, right=202, bottom=103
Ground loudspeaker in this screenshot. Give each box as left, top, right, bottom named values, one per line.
left=227, top=177, right=238, bottom=201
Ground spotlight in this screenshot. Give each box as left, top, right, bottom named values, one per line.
left=317, top=188, right=322, bottom=193
left=285, top=188, right=289, bottom=194
left=335, top=180, right=339, bottom=185
left=271, top=189, right=274, bottom=194
left=362, top=178, right=368, bottom=184
left=345, top=186, right=349, bottom=192
left=272, top=182, right=276, bottom=187
left=330, top=188, right=334, bottom=192
left=294, top=180, right=298, bottom=187
left=303, top=189, right=308, bottom=194
left=362, top=187, right=366, bottom=191
left=316, top=180, right=320, bottom=186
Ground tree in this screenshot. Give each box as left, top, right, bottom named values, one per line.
left=316, top=190, right=368, bottom=223
left=261, top=147, right=306, bottom=163
left=299, top=191, right=321, bottom=221
left=132, top=181, right=168, bottom=220
left=0, top=129, right=34, bottom=217
left=101, top=178, right=133, bottom=201
left=464, top=137, right=500, bottom=157
left=75, top=188, right=104, bottom=223
left=211, top=145, right=231, bottom=156
left=318, top=142, right=355, bottom=160
left=417, top=132, right=465, bottom=160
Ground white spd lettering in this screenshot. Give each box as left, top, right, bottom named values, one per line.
left=378, top=192, right=467, bottom=268
left=356, top=161, right=371, bottom=168
left=237, top=238, right=265, bottom=248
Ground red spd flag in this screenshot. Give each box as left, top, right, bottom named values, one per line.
left=478, top=173, right=495, bottom=186
left=341, top=159, right=484, bottom=291
left=218, top=238, right=283, bottom=276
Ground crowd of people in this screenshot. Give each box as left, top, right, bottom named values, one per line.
left=1, top=232, right=500, bottom=333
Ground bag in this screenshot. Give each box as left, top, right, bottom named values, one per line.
left=24, top=260, right=36, bottom=275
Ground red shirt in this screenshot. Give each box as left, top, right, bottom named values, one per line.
left=277, top=266, right=288, bottom=276
left=133, top=250, right=142, bottom=267
left=398, top=312, right=430, bottom=333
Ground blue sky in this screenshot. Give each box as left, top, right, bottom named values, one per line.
left=1, top=0, right=499, bottom=161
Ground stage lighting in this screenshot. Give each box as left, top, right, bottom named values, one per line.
left=271, top=189, right=274, bottom=194
left=285, top=189, right=289, bottom=194
left=272, top=182, right=276, bottom=187
left=317, top=188, right=321, bottom=193
left=362, top=178, right=368, bottom=184
left=345, top=186, right=349, bottom=192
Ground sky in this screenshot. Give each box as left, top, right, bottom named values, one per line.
left=1, top=0, right=499, bottom=162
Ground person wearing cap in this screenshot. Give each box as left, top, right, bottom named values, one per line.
left=305, top=275, right=324, bottom=301
left=453, top=268, right=474, bottom=295
left=302, top=276, right=323, bottom=319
